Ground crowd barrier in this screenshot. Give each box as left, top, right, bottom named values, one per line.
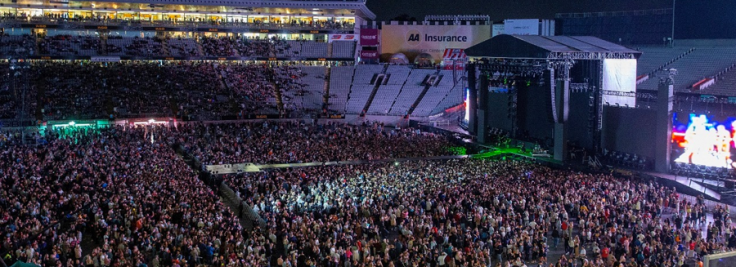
left=173, top=142, right=267, bottom=232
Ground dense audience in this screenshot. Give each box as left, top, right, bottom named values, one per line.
left=199, top=37, right=291, bottom=58
left=25, top=61, right=304, bottom=120
left=39, top=35, right=103, bottom=56
left=223, top=159, right=736, bottom=267
left=0, top=62, right=19, bottom=119
left=0, top=119, right=734, bottom=267
left=177, top=121, right=453, bottom=165
left=32, top=61, right=193, bottom=120
left=0, top=126, right=245, bottom=267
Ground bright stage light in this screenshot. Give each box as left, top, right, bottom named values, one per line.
left=464, top=88, right=470, bottom=123
left=69, top=121, right=75, bottom=126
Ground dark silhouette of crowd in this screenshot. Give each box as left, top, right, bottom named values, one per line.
left=4, top=61, right=320, bottom=121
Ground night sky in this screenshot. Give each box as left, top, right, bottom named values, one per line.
left=366, top=0, right=736, bottom=39
left=367, top=0, right=673, bottom=22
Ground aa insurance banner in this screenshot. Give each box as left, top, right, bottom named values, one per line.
left=360, top=29, right=379, bottom=46
left=381, top=24, right=490, bottom=62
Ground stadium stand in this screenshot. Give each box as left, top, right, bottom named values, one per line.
left=635, top=47, right=694, bottom=76
left=364, top=66, right=410, bottom=114
left=385, top=65, right=411, bottom=85
left=639, top=48, right=736, bottom=94
left=412, top=70, right=459, bottom=116
left=327, top=66, right=354, bottom=112
left=388, top=69, right=436, bottom=116
left=708, top=67, right=736, bottom=96
left=105, top=36, right=135, bottom=56
left=331, top=40, right=356, bottom=58
left=0, top=63, right=17, bottom=119
left=367, top=85, right=402, bottom=114
left=281, top=66, right=326, bottom=111
left=345, top=65, right=384, bottom=114
left=431, top=81, right=464, bottom=115
left=0, top=34, right=35, bottom=55
left=298, top=41, right=328, bottom=58
left=167, top=37, right=202, bottom=57
left=125, top=37, right=165, bottom=57
left=39, top=35, right=102, bottom=56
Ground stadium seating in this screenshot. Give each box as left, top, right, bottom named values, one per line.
left=280, top=66, right=326, bottom=111
left=388, top=69, right=436, bottom=115
left=639, top=48, right=736, bottom=94
left=275, top=40, right=300, bottom=57
left=168, top=37, right=201, bottom=57
left=707, top=67, right=736, bottom=96
left=367, top=85, right=402, bottom=114
left=39, top=35, right=101, bottom=56
left=125, top=37, right=165, bottom=57
left=345, top=65, right=384, bottom=114
left=412, top=70, right=460, bottom=116
left=105, top=36, right=135, bottom=56
left=431, top=83, right=464, bottom=115
left=635, top=47, right=693, bottom=76
left=327, top=66, right=354, bottom=112
left=298, top=41, right=328, bottom=58
left=331, top=41, right=355, bottom=58
left=0, top=34, right=35, bottom=55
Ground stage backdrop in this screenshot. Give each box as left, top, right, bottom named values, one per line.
left=602, top=59, right=637, bottom=107
left=381, top=24, right=491, bottom=63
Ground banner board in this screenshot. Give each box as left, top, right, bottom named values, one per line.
left=90, top=56, right=121, bottom=62
left=503, top=19, right=539, bottom=35
left=360, top=48, right=379, bottom=59
left=381, top=24, right=491, bottom=62
left=492, top=24, right=505, bottom=37
left=329, top=34, right=356, bottom=43
left=360, top=29, right=379, bottom=46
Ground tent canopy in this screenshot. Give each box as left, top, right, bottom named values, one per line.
left=414, top=53, right=434, bottom=64
left=465, top=34, right=642, bottom=59
left=389, top=53, right=409, bottom=64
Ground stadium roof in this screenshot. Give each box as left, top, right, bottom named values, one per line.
left=466, top=34, right=642, bottom=59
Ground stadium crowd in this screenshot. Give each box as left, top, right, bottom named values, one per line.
left=0, top=119, right=733, bottom=267
left=176, top=121, right=453, bottom=165
left=14, top=61, right=312, bottom=121
left=0, top=126, right=246, bottom=267
left=224, top=159, right=736, bottom=267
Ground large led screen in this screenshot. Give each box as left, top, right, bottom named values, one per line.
left=672, top=113, right=736, bottom=168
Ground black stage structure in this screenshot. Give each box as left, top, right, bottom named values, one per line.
left=464, top=35, right=647, bottom=164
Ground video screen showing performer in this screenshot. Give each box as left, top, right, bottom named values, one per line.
left=672, top=113, right=736, bottom=168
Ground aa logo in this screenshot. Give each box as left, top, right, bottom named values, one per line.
left=406, top=30, right=421, bottom=45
